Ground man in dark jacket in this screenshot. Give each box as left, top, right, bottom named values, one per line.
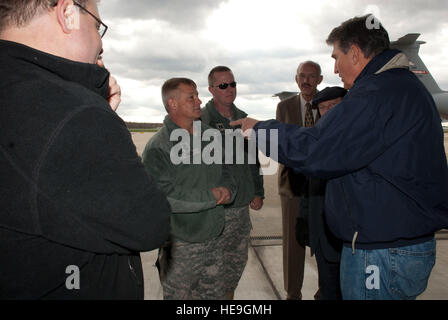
left=298, top=86, right=347, bottom=300
left=0, top=0, right=171, bottom=299
left=231, top=15, right=448, bottom=300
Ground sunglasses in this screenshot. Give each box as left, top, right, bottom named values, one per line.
left=215, top=82, right=237, bottom=90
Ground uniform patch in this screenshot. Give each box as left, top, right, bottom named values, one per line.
left=216, top=123, right=225, bottom=131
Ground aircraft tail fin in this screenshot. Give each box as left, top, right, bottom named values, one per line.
left=391, top=33, right=443, bottom=93
left=273, top=91, right=297, bottom=101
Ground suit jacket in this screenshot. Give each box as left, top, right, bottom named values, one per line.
left=276, top=94, right=319, bottom=197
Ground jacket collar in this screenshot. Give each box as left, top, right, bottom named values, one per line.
left=0, top=39, right=110, bottom=99
left=204, top=99, right=248, bottom=121
left=163, top=115, right=205, bottom=135
left=354, top=49, right=407, bottom=85
left=374, top=52, right=409, bottom=75
left=163, top=115, right=181, bottom=133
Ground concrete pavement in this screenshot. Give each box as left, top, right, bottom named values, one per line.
left=132, top=131, right=448, bottom=300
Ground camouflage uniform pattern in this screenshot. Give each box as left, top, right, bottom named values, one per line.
left=158, top=237, right=226, bottom=300
left=218, top=205, right=252, bottom=292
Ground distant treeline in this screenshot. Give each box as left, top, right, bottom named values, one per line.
left=125, top=122, right=163, bottom=130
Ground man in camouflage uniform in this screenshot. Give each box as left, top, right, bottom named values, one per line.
left=142, top=78, right=236, bottom=299
left=201, top=66, right=265, bottom=300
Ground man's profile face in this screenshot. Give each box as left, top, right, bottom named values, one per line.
left=172, top=83, right=202, bottom=121
left=209, top=71, right=237, bottom=107
left=331, top=42, right=357, bottom=90
left=318, top=97, right=342, bottom=116
left=296, top=63, right=322, bottom=97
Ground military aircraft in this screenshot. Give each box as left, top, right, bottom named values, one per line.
left=392, top=33, right=448, bottom=119
left=274, top=33, right=448, bottom=121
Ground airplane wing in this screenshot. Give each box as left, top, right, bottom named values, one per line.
left=391, top=33, right=422, bottom=46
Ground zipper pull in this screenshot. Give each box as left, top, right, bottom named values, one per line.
left=352, top=231, right=359, bottom=255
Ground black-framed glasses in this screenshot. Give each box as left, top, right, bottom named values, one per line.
left=73, top=1, right=108, bottom=38
left=215, top=82, right=237, bottom=90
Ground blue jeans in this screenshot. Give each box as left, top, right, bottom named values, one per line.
left=340, top=238, right=436, bottom=300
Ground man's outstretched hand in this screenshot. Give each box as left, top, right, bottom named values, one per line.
left=229, top=117, right=260, bottom=138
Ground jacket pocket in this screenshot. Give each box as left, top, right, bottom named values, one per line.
left=389, top=239, right=436, bottom=299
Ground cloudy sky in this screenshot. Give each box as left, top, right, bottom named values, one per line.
left=98, top=0, right=448, bottom=123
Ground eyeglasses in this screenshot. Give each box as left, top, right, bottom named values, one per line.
left=73, top=1, right=108, bottom=38
left=214, top=82, right=237, bottom=90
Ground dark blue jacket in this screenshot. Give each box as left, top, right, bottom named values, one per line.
left=300, top=178, right=341, bottom=261
left=255, top=49, right=448, bottom=249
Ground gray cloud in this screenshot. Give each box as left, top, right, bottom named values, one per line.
left=99, top=0, right=227, bottom=30
left=106, top=54, right=207, bottom=80
left=97, top=0, right=448, bottom=122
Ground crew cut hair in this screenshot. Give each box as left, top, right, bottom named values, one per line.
left=0, top=0, right=89, bottom=32
left=326, top=14, right=390, bottom=59
left=208, top=66, right=233, bottom=87
left=161, top=77, right=197, bottom=113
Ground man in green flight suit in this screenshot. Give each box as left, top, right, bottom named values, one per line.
left=142, top=78, right=237, bottom=300
left=201, top=66, right=265, bottom=300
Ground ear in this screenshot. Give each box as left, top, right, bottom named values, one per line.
left=295, top=74, right=300, bottom=86
left=167, top=97, right=177, bottom=112
left=350, top=45, right=362, bottom=65
left=56, top=0, right=78, bottom=35
left=208, top=86, right=214, bottom=95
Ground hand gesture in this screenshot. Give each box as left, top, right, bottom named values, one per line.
left=250, top=196, right=264, bottom=211
left=97, top=59, right=122, bottom=112
left=229, top=117, right=260, bottom=138
left=211, top=187, right=232, bottom=205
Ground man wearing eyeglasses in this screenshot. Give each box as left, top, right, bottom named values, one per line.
left=0, top=0, right=171, bottom=299
left=276, top=61, right=323, bottom=300
left=201, top=66, right=265, bottom=300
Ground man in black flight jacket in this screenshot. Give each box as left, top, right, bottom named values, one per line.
left=0, top=0, right=171, bottom=299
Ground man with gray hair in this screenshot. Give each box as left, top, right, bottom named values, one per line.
left=231, top=14, right=448, bottom=300
left=276, top=60, right=322, bottom=300
left=0, top=0, right=171, bottom=299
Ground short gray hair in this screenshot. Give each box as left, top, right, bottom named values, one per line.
left=208, top=66, right=233, bottom=87
left=297, top=61, right=322, bottom=76
left=161, top=78, right=197, bottom=113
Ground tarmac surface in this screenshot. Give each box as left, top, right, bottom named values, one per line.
left=131, top=130, right=448, bottom=300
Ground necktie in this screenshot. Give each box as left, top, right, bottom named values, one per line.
left=304, top=102, right=314, bottom=127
